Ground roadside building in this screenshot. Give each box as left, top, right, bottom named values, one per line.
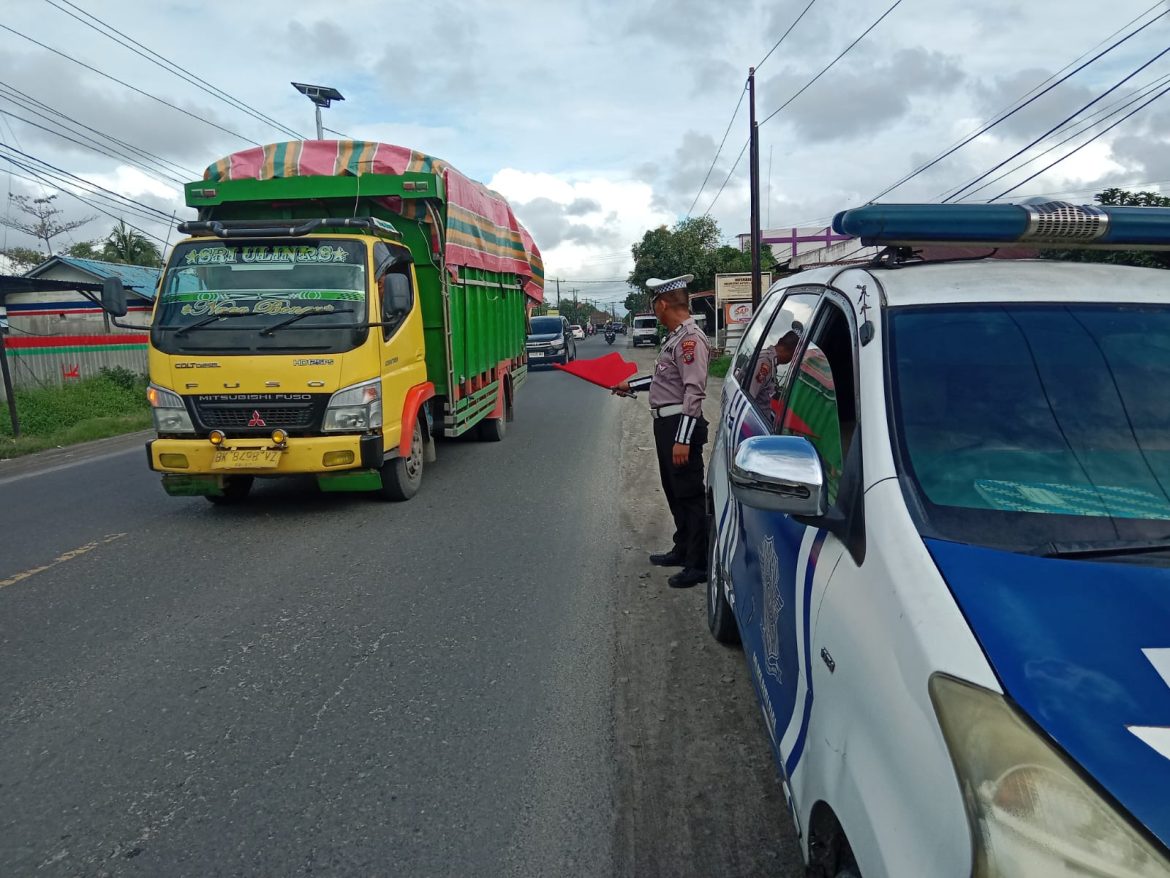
left=1, top=256, right=158, bottom=392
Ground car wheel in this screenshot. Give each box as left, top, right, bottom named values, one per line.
left=707, top=510, right=739, bottom=644
left=378, top=420, right=424, bottom=501
left=205, top=475, right=253, bottom=505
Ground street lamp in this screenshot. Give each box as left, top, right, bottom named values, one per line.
left=291, top=82, right=344, bottom=140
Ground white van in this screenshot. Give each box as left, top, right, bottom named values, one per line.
left=708, top=201, right=1170, bottom=877
left=632, top=314, right=658, bottom=347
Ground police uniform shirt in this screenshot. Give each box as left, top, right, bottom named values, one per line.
left=628, top=317, right=710, bottom=444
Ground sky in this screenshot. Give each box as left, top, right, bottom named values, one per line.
left=1, top=0, right=1169, bottom=309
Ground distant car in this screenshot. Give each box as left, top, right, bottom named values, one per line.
left=570, top=324, right=586, bottom=340
left=526, top=315, right=576, bottom=365
left=632, top=315, right=658, bottom=347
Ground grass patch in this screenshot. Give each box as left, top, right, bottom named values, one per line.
left=708, top=355, right=731, bottom=378
left=0, top=367, right=151, bottom=459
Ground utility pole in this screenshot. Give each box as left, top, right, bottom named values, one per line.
left=571, top=288, right=579, bottom=322
left=555, top=277, right=561, bottom=312
left=749, top=66, right=762, bottom=312
left=0, top=331, right=19, bottom=437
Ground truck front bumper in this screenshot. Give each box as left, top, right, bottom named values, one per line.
left=147, top=434, right=384, bottom=475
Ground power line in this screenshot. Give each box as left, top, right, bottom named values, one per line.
left=0, top=159, right=175, bottom=228
left=0, top=22, right=257, bottom=145
left=755, top=0, right=818, bottom=72
left=0, top=104, right=187, bottom=188
left=0, top=153, right=170, bottom=247
left=759, top=0, right=905, bottom=128
left=703, top=138, right=750, bottom=216
left=944, top=43, right=1170, bottom=203
left=686, top=81, right=748, bottom=217
left=989, top=80, right=1170, bottom=201
left=867, top=5, right=1170, bottom=201
left=0, top=142, right=177, bottom=222
left=0, top=79, right=196, bottom=180
left=44, top=0, right=305, bottom=141
left=950, top=71, right=1170, bottom=203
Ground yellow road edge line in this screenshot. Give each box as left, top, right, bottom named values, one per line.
left=0, top=533, right=127, bottom=589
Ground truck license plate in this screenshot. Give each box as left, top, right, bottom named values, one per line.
left=212, top=449, right=282, bottom=470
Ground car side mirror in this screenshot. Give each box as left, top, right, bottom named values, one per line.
left=730, top=435, right=827, bottom=517
left=102, top=276, right=128, bottom=317
left=382, top=274, right=412, bottom=319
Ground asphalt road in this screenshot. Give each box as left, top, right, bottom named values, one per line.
left=0, top=335, right=624, bottom=876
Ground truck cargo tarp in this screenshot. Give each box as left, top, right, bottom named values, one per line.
left=204, top=140, right=544, bottom=303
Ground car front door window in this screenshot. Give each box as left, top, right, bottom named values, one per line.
left=777, top=301, right=858, bottom=505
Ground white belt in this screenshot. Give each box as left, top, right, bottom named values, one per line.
left=651, top=404, right=684, bottom=418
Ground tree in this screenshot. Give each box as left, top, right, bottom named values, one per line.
left=66, top=240, right=104, bottom=260
left=1043, top=188, right=1170, bottom=269
left=0, top=246, right=47, bottom=273
left=101, top=220, right=162, bottom=267
left=625, top=216, right=774, bottom=313
left=0, top=194, right=95, bottom=253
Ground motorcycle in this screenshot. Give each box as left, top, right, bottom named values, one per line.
left=604, top=330, right=616, bottom=345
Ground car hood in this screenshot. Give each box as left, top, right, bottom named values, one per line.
left=526, top=333, right=563, bottom=343
left=927, top=538, right=1170, bottom=849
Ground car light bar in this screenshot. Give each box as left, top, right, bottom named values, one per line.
left=832, top=201, right=1170, bottom=250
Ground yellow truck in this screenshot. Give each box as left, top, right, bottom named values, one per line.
left=103, top=140, right=543, bottom=502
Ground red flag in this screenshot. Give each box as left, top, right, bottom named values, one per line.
left=553, top=352, right=638, bottom=389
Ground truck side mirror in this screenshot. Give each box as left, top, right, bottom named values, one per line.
left=102, top=276, right=128, bottom=317
left=382, top=274, right=412, bottom=319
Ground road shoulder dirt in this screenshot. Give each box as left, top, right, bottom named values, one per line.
left=611, top=342, right=803, bottom=877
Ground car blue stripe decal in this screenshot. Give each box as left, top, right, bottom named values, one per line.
left=784, top=529, right=828, bottom=777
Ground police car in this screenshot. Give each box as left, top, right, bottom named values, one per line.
left=706, top=201, right=1170, bottom=877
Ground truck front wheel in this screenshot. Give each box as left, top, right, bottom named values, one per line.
left=378, top=421, right=424, bottom=501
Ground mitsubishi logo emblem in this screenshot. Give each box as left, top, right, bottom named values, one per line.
left=248, top=410, right=266, bottom=427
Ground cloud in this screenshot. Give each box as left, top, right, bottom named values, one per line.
left=761, top=48, right=965, bottom=143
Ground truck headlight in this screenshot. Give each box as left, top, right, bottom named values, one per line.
left=322, top=378, right=381, bottom=432
left=930, top=674, right=1170, bottom=877
left=147, top=383, right=195, bottom=435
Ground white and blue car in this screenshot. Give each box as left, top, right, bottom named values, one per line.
left=707, top=202, right=1170, bottom=877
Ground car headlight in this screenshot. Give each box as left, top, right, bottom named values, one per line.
left=147, top=383, right=195, bottom=435
left=930, top=675, right=1170, bottom=877
left=322, top=378, right=381, bottom=433
left=549, top=338, right=564, bottom=349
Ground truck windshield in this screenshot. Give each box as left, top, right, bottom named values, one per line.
left=153, top=239, right=369, bottom=354
left=888, top=303, right=1170, bottom=555
left=634, top=318, right=656, bottom=329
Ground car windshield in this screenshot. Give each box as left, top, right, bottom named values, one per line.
left=529, top=317, right=562, bottom=335
left=153, top=239, right=368, bottom=354
left=634, top=318, right=656, bottom=328
left=889, top=303, right=1170, bottom=552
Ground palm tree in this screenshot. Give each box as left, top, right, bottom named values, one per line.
left=101, top=221, right=162, bottom=267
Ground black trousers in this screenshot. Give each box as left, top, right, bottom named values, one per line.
left=653, top=414, right=709, bottom=570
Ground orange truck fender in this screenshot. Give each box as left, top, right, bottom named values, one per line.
left=399, top=382, right=436, bottom=456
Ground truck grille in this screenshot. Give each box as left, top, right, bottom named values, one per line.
left=191, top=394, right=329, bottom=435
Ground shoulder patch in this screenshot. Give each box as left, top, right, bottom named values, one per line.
left=681, top=338, right=697, bottom=364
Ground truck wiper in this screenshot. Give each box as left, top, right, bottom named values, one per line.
left=172, top=311, right=255, bottom=337
left=259, top=307, right=355, bottom=336
left=1035, top=538, right=1170, bottom=559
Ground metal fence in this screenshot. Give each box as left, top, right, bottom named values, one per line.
left=0, top=334, right=148, bottom=400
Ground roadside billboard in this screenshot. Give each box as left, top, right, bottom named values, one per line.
left=715, top=272, right=771, bottom=350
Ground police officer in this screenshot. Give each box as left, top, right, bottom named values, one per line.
left=613, top=274, right=710, bottom=588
